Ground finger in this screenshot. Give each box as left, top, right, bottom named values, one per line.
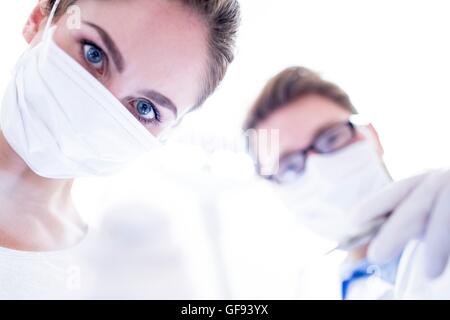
left=350, top=172, right=428, bottom=226
left=367, top=171, right=445, bottom=264
left=423, top=180, right=450, bottom=279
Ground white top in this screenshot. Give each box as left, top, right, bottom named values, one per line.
left=0, top=232, right=92, bottom=300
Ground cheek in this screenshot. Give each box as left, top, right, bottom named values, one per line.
left=52, top=15, right=75, bottom=49
left=355, top=130, right=384, bottom=155
left=55, top=40, right=82, bottom=68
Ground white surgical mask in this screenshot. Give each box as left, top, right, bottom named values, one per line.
left=0, top=10, right=159, bottom=179
left=279, top=129, right=392, bottom=244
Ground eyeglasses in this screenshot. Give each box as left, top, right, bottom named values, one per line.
left=264, top=121, right=357, bottom=184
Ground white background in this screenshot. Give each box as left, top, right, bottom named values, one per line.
left=2, top=0, right=450, bottom=299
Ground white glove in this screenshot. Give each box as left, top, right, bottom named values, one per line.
left=350, top=169, right=450, bottom=279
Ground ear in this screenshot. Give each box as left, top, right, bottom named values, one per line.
left=23, top=2, right=48, bottom=44
left=366, top=124, right=384, bottom=156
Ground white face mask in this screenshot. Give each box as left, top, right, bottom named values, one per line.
left=278, top=129, right=392, bottom=244
left=0, top=19, right=159, bottom=179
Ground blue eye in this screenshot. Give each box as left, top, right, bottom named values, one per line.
left=136, top=99, right=157, bottom=120
left=83, top=43, right=104, bottom=69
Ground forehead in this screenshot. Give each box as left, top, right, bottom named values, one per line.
left=256, top=94, right=352, bottom=154
left=73, top=0, right=209, bottom=113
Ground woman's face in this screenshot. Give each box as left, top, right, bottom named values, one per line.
left=28, top=0, right=209, bottom=137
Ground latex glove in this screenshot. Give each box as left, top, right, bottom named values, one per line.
left=350, top=169, right=450, bottom=279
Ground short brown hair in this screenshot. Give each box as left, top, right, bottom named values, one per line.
left=243, top=66, right=357, bottom=131
left=45, top=0, right=240, bottom=108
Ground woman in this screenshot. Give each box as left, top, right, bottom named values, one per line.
left=0, top=0, right=239, bottom=298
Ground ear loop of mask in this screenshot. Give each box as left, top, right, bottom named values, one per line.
left=44, top=0, right=62, bottom=35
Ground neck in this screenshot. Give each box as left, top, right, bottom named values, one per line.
left=0, top=132, right=73, bottom=203
left=0, top=131, right=85, bottom=251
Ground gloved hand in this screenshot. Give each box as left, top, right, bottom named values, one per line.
left=350, top=169, right=450, bottom=279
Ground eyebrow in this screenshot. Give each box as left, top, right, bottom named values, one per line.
left=83, top=21, right=125, bottom=73
left=139, top=90, right=178, bottom=118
